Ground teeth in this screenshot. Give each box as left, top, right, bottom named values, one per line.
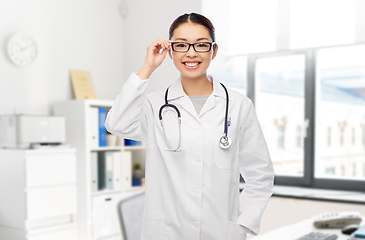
left=185, top=62, right=199, bottom=67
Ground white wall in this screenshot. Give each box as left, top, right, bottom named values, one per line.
left=121, top=0, right=202, bottom=93
left=0, top=0, right=202, bottom=116
left=0, top=0, right=124, bottom=116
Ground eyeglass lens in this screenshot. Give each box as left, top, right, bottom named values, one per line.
left=172, top=42, right=212, bottom=52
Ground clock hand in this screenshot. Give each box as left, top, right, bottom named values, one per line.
left=21, top=44, right=32, bottom=51
left=16, top=43, right=22, bottom=50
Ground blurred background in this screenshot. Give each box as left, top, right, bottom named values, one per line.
left=1, top=0, right=365, bottom=240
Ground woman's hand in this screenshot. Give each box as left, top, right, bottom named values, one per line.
left=137, top=39, right=172, bottom=80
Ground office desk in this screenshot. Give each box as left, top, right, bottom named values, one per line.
left=250, top=216, right=359, bottom=240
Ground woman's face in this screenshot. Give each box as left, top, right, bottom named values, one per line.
left=169, top=22, right=218, bottom=80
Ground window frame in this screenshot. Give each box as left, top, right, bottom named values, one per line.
left=247, top=47, right=365, bottom=192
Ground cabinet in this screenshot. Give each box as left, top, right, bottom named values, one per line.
left=0, top=149, right=78, bottom=240
left=53, top=99, right=146, bottom=240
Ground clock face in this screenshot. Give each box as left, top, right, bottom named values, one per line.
left=7, top=34, right=37, bottom=67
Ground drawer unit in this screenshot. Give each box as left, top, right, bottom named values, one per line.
left=28, top=225, right=78, bottom=240
left=26, top=185, right=77, bottom=227
left=26, top=152, right=76, bottom=187
left=92, top=193, right=123, bottom=239
left=0, top=149, right=78, bottom=240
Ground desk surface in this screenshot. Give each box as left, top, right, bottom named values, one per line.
left=272, top=186, right=365, bottom=204
left=250, top=216, right=358, bottom=240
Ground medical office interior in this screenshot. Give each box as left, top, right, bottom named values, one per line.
left=1, top=0, right=365, bottom=239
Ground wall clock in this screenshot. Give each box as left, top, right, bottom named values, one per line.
left=7, top=33, right=37, bottom=67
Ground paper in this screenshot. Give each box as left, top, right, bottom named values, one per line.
left=70, top=69, right=96, bottom=99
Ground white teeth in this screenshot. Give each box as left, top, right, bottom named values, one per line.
left=184, top=62, right=199, bottom=67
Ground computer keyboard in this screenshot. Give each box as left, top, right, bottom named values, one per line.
left=295, top=231, right=338, bottom=240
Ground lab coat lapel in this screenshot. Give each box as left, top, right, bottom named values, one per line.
left=199, top=76, right=227, bottom=117
left=167, top=76, right=227, bottom=119
left=167, top=77, right=200, bottom=120
left=198, top=94, right=215, bottom=117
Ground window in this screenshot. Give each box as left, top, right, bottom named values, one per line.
left=327, top=127, right=332, bottom=147
left=203, top=0, right=365, bottom=191
left=353, top=164, right=357, bottom=176
left=289, top=0, right=357, bottom=49
left=278, top=125, right=285, bottom=149
left=296, top=126, right=302, bottom=148
left=315, top=45, right=365, bottom=182
left=255, top=54, right=305, bottom=177
left=227, top=0, right=277, bottom=55
left=246, top=46, right=365, bottom=190
left=341, top=165, right=345, bottom=176
left=210, top=56, right=248, bottom=95
left=339, top=126, right=345, bottom=146
left=325, top=167, right=335, bottom=176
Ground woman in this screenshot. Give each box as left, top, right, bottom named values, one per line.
left=105, top=12, right=274, bottom=240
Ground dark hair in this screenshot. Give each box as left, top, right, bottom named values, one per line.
left=169, top=13, right=216, bottom=44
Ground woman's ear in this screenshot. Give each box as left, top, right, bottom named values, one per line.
left=212, top=44, right=218, bottom=60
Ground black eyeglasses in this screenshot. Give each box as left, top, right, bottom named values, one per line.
left=171, top=42, right=216, bottom=53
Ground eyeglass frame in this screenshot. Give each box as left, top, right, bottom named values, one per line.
left=171, top=42, right=216, bottom=53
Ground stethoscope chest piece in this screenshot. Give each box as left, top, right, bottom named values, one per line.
left=219, top=135, right=232, bottom=149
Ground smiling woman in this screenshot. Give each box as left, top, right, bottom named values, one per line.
left=105, top=12, right=274, bottom=240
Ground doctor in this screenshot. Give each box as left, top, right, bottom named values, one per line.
left=105, top=12, right=274, bottom=240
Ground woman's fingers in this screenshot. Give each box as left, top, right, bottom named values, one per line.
left=150, top=39, right=172, bottom=54
left=143, top=39, right=173, bottom=70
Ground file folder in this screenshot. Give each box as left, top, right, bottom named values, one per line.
left=113, top=151, right=122, bottom=191
left=91, top=151, right=98, bottom=192
left=97, top=151, right=106, bottom=190
left=122, top=151, right=132, bottom=190
left=99, top=107, right=107, bottom=147
left=90, top=107, right=99, bottom=148
left=106, top=151, right=114, bottom=190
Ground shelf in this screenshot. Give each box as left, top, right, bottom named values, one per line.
left=90, top=146, right=122, bottom=151
left=90, top=190, right=122, bottom=196
left=124, top=186, right=145, bottom=192
left=123, top=146, right=146, bottom=151
left=90, top=145, right=146, bottom=151
left=90, top=186, right=145, bottom=196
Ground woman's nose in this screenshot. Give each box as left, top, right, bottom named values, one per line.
left=186, top=45, right=197, bottom=57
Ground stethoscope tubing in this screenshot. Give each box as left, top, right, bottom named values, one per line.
left=219, top=83, right=229, bottom=136
left=160, top=82, right=230, bottom=151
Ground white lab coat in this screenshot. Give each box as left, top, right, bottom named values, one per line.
left=105, top=73, right=274, bottom=240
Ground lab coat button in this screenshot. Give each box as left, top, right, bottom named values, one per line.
left=192, top=221, right=200, bottom=228
left=194, top=157, right=201, bottom=163
left=192, top=189, right=201, bottom=196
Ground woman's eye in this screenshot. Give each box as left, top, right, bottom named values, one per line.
left=176, top=44, right=187, bottom=47
left=196, top=43, right=208, bottom=48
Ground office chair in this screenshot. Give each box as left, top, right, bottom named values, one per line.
left=118, top=190, right=145, bottom=240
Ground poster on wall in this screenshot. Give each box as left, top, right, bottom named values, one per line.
left=70, top=69, right=96, bottom=99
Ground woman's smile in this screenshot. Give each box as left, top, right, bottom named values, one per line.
left=182, top=60, right=201, bottom=69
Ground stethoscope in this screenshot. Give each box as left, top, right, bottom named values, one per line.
left=159, top=83, right=231, bottom=152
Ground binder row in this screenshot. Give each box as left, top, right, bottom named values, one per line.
left=90, top=107, right=108, bottom=148
left=90, top=151, right=132, bottom=192
left=90, top=106, right=142, bottom=147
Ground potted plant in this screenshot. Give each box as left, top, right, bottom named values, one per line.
left=132, top=162, right=143, bottom=186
